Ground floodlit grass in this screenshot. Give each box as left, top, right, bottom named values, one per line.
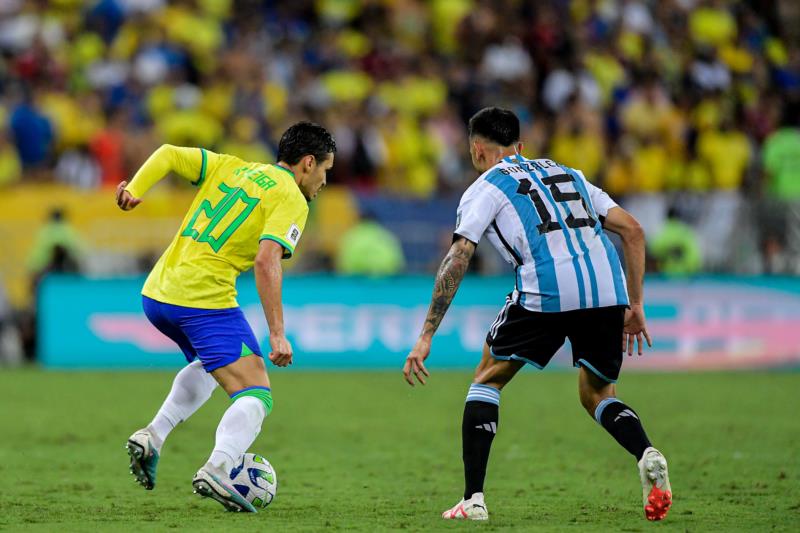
left=1, top=369, right=797, bottom=531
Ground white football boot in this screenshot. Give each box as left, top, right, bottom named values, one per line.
left=442, top=492, right=489, bottom=520
left=638, top=447, right=672, bottom=521
left=192, top=463, right=257, bottom=513
left=126, top=428, right=159, bottom=490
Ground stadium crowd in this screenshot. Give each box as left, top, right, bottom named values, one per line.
left=0, top=0, right=799, bottom=281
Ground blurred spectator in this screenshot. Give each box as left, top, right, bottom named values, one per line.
left=9, top=88, right=53, bottom=172
left=618, top=134, right=671, bottom=237
left=550, top=97, right=604, bottom=181
left=542, top=56, right=601, bottom=113
left=55, top=145, right=101, bottom=188
left=20, top=208, right=85, bottom=360
left=27, top=208, right=85, bottom=275
left=698, top=115, right=751, bottom=190
left=620, top=73, right=683, bottom=154
left=90, top=107, right=128, bottom=188
left=689, top=0, right=737, bottom=48
left=336, top=216, right=405, bottom=277
left=219, top=116, right=274, bottom=164
left=694, top=114, right=751, bottom=268
left=0, top=127, right=22, bottom=187
left=763, top=106, right=800, bottom=200
left=761, top=234, right=800, bottom=274
left=479, top=36, right=534, bottom=83
left=650, top=210, right=703, bottom=276
left=689, top=48, right=732, bottom=92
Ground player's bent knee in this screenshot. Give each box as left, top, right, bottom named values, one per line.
left=231, top=386, right=273, bottom=416
left=473, top=356, right=522, bottom=390
left=212, top=353, right=271, bottom=395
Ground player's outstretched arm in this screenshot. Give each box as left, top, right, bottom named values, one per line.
left=602, top=206, right=652, bottom=356
left=404, top=236, right=476, bottom=386
left=254, top=239, right=293, bottom=367
left=116, top=145, right=210, bottom=211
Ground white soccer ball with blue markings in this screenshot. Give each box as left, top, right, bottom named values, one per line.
left=229, top=453, right=277, bottom=508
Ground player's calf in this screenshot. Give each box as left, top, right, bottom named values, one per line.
left=207, top=388, right=272, bottom=473
left=580, top=369, right=652, bottom=461
left=592, top=396, right=652, bottom=462
left=462, top=384, right=501, bottom=501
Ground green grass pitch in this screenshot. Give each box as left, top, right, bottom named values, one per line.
left=1, top=369, right=798, bottom=531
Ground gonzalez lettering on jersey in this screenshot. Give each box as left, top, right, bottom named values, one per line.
left=454, top=155, right=628, bottom=313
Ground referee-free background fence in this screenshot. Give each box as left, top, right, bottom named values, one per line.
left=38, top=274, right=800, bottom=371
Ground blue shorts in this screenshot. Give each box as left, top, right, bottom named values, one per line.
left=142, top=296, right=263, bottom=372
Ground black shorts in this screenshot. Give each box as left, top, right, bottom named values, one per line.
left=486, top=297, right=626, bottom=383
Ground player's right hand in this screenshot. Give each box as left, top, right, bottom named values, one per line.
left=269, top=333, right=293, bottom=367
left=116, top=181, right=142, bottom=211
left=403, top=337, right=431, bottom=386
left=623, top=303, right=652, bottom=356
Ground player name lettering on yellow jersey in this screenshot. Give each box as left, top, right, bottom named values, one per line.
left=234, top=166, right=278, bottom=191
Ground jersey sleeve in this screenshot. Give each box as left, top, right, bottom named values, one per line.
left=126, top=145, right=220, bottom=197
left=579, top=171, right=618, bottom=217
left=454, top=182, right=501, bottom=245
left=259, top=190, right=309, bottom=259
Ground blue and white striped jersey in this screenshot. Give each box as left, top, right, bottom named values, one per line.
left=454, top=155, right=628, bottom=312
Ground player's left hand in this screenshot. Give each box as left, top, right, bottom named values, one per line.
left=403, top=337, right=431, bottom=386
left=623, top=303, right=652, bottom=356
left=269, top=333, right=293, bottom=367
left=116, top=181, right=142, bottom=211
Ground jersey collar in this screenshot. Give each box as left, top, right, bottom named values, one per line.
left=271, top=163, right=295, bottom=178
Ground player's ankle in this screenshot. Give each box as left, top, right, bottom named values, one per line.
left=144, top=425, right=164, bottom=452
left=207, top=451, right=236, bottom=473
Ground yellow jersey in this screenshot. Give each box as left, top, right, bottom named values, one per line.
left=126, top=145, right=308, bottom=309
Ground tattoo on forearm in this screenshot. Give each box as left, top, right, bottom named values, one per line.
left=422, top=240, right=474, bottom=337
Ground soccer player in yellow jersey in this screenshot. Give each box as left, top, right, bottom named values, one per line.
left=117, top=122, right=335, bottom=512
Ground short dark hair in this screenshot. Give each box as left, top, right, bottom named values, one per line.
left=468, top=107, right=520, bottom=146
left=277, top=121, right=336, bottom=165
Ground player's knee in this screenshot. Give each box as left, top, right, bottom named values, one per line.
left=579, top=388, right=609, bottom=416
left=578, top=367, right=616, bottom=415
left=473, top=359, right=521, bottom=390
left=472, top=374, right=511, bottom=391
left=231, top=386, right=273, bottom=416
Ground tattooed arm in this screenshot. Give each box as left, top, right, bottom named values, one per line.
left=403, top=236, right=476, bottom=386
left=421, top=237, right=476, bottom=337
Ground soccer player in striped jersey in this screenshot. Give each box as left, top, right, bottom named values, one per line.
left=117, top=122, right=335, bottom=512
left=404, top=108, right=671, bottom=521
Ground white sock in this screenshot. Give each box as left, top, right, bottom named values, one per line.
left=207, top=396, right=266, bottom=473
left=147, top=360, right=217, bottom=452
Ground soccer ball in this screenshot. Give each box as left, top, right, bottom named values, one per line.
left=229, top=453, right=277, bottom=508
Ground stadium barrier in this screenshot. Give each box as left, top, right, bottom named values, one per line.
left=38, top=274, right=800, bottom=371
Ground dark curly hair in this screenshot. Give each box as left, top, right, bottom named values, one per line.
left=277, top=121, right=337, bottom=165
left=468, top=107, right=520, bottom=146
